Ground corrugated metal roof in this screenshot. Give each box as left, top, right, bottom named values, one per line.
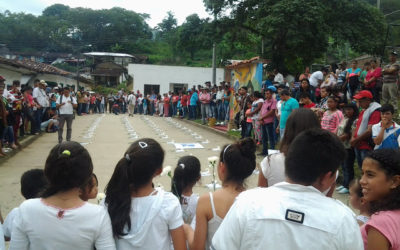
left=83, top=52, right=135, bottom=58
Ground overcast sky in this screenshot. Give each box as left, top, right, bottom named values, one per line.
left=0, top=0, right=211, bottom=27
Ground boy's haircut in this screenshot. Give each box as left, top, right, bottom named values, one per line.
left=349, top=178, right=363, bottom=198
left=366, top=149, right=400, bottom=213
left=380, top=104, right=394, bottom=114
left=280, top=89, right=290, bottom=96
left=299, top=92, right=311, bottom=100
left=253, top=91, right=263, bottom=99
left=240, top=86, right=248, bottom=91
left=220, top=138, right=256, bottom=185
left=20, top=169, right=48, bottom=199
left=265, top=88, right=274, bottom=94
left=171, top=156, right=201, bottom=200
left=42, top=141, right=93, bottom=198
left=285, top=128, right=346, bottom=185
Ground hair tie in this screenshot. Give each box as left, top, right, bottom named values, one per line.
left=125, top=154, right=131, bottom=162
left=138, top=141, right=148, bottom=149
left=62, top=150, right=71, bottom=156
left=179, top=163, right=185, bottom=169
left=222, top=144, right=231, bottom=162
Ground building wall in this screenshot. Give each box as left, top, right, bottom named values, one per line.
left=128, top=64, right=225, bottom=94
left=0, top=67, right=33, bottom=86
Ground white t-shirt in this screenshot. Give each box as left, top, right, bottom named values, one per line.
left=56, top=95, right=77, bottom=115
left=212, top=183, right=363, bottom=250
left=0, top=222, right=5, bottom=250
left=277, top=100, right=282, bottom=117
left=3, top=207, right=19, bottom=238
left=251, top=98, right=264, bottom=120
left=128, top=94, right=136, bottom=105
left=9, top=198, right=116, bottom=250
left=274, top=73, right=284, bottom=84
left=181, top=193, right=199, bottom=224
left=372, top=122, right=400, bottom=149
left=260, top=153, right=286, bottom=187
left=114, top=190, right=183, bottom=250
left=309, top=71, right=324, bottom=88
left=32, top=87, right=49, bottom=107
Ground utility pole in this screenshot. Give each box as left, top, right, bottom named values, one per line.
left=377, top=0, right=380, bottom=10
left=212, top=12, right=217, bottom=86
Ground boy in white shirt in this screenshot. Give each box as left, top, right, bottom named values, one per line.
left=372, top=104, right=400, bottom=150
left=212, top=129, right=363, bottom=250
left=56, top=87, right=77, bottom=143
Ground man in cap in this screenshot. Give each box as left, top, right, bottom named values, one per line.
left=32, top=80, right=49, bottom=134
left=382, top=51, right=400, bottom=112
left=350, top=90, right=381, bottom=171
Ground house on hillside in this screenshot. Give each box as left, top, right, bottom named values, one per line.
left=0, top=56, right=93, bottom=90
left=83, top=52, right=145, bottom=86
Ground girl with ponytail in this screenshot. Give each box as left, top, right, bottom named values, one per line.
left=183, top=138, right=256, bottom=250
left=105, top=138, right=186, bottom=250
left=171, top=156, right=201, bottom=224
left=9, top=141, right=115, bottom=250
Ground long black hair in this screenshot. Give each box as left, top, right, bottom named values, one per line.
left=366, top=149, right=400, bottom=213
left=105, top=138, right=165, bottom=237
left=42, top=141, right=93, bottom=198
left=279, top=108, right=321, bottom=155
left=343, top=103, right=359, bottom=136
left=171, top=156, right=201, bottom=201
left=219, top=137, right=256, bottom=187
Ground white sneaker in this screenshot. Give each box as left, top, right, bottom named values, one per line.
left=335, top=185, right=345, bottom=191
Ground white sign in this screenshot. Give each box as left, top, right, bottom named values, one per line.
left=174, top=143, right=204, bottom=149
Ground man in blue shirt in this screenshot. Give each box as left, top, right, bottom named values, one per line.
left=277, top=89, right=299, bottom=138
left=189, top=89, right=198, bottom=120
left=372, top=104, right=400, bottom=149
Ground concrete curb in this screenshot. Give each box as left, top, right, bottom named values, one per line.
left=174, top=118, right=239, bottom=142
left=0, top=134, right=42, bottom=165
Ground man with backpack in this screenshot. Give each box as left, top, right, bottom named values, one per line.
left=56, top=87, right=77, bottom=144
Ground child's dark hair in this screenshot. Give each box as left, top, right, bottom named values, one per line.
left=42, top=141, right=93, bottom=198
left=327, top=95, right=340, bottom=103
left=349, top=178, right=363, bottom=198
left=343, top=103, right=359, bottom=136
left=280, top=108, right=321, bottom=155
left=219, top=137, right=256, bottom=186
left=299, top=92, right=311, bottom=100
left=253, top=91, right=263, bottom=99
left=285, top=128, right=346, bottom=185
left=366, top=149, right=400, bottom=213
left=81, top=173, right=98, bottom=192
left=380, top=104, right=394, bottom=114
left=171, top=156, right=201, bottom=200
left=20, top=169, right=48, bottom=199
left=105, top=138, right=165, bottom=237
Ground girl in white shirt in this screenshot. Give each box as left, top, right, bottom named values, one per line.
left=258, top=108, right=321, bottom=187
left=183, top=138, right=256, bottom=250
left=105, top=138, right=186, bottom=250
left=9, top=142, right=116, bottom=250
left=171, top=156, right=201, bottom=225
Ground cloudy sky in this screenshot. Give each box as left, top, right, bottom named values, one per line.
left=0, top=0, right=211, bottom=27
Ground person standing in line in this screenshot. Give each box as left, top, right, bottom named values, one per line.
left=382, top=51, right=400, bottom=113
left=276, top=89, right=299, bottom=139
left=238, top=86, right=250, bottom=138
left=32, top=80, right=49, bottom=134
left=56, top=87, right=77, bottom=144
left=364, top=58, right=382, bottom=103
left=127, top=91, right=136, bottom=117
left=199, top=88, right=211, bottom=125
left=258, top=89, right=277, bottom=156
left=321, top=96, right=344, bottom=134
left=189, top=89, right=198, bottom=120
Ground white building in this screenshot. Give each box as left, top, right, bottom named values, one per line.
left=128, top=64, right=225, bottom=94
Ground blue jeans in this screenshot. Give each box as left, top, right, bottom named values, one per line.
left=182, top=106, right=188, bottom=118
left=217, top=101, right=224, bottom=121
left=342, top=148, right=356, bottom=189
left=189, top=105, right=197, bottom=120
left=261, top=122, right=275, bottom=155
left=34, top=108, right=44, bottom=133
left=245, top=122, right=253, bottom=137
left=210, top=103, right=216, bottom=118
left=2, top=125, right=15, bottom=144
left=355, top=148, right=370, bottom=169
left=77, top=103, right=82, bottom=115
left=224, top=102, right=230, bottom=121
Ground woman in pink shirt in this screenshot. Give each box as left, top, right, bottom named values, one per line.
left=321, top=96, right=343, bottom=133
left=364, top=59, right=382, bottom=103
left=360, top=149, right=400, bottom=250
left=199, top=89, right=211, bottom=125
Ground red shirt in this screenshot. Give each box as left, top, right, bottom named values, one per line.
left=365, top=67, right=382, bottom=89
left=354, top=110, right=381, bottom=150
left=303, top=103, right=316, bottom=109
left=181, top=95, right=188, bottom=106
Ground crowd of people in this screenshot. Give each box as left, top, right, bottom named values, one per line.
left=0, top=128, right=399, bottom=249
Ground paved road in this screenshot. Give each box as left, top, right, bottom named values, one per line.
left=0, top=113, right=350, bottom=216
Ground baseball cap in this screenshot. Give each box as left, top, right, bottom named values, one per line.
left=391, top=51, right=398, bottom=56
left=353, top=90, right=373, bottom=100
left=40, top=80, right=48, bottom=86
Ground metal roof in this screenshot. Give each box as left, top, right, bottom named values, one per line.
left=83, top=52, right=135, bottom=58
